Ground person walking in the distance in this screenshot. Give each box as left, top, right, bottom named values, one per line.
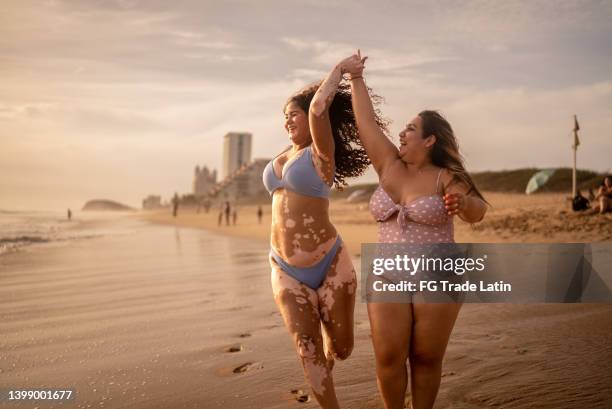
left=217, top=203, right=223, bottom=227
left=172, top=193, right=179, bottom=218
left=224, top=201, right=231, bottom=226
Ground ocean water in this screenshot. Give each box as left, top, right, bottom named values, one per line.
left=0, top=214, right=283, bottom=408
left=0, top=210, right=120, bottom=255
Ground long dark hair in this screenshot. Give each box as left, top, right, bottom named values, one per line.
left=418, top=110, right=487, bottom=203
left=286, top=82, right=389, bottom=189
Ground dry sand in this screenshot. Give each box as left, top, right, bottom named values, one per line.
left=1, top=192, right=611, bottom=408
left=142, top=192, right=612, bottom=252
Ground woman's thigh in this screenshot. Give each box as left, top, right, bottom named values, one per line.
left=410, top=303, right=462, bottom=363
left=367, top=302, right=413, bottom=365
left=316, top=242, right=357, bottom=357
left=271, top=257, right=322, bottom=336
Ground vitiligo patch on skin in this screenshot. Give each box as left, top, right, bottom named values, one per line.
left=309, top=62, right=341, bottom=185
left=317, top=245, right=357, bottom=334
left=303, top=355, right=328, bottom=396
left=310, top=65, right=342, bottom=118
left=270, top=240, right=355, bottom=405
left=282, top=236, right=335, bottom=266
left=312, top=154, right=333, bottom=185
left=271, top=265, right=332, bottom=396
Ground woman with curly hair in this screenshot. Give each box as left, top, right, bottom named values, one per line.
left=341, top=51, right=487, bottom=409
left=262, top=56, right=385, bottom=408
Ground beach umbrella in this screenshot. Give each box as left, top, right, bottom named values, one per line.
left=525, top=169, right=556, bottom=194
left=347, top=189, right=368, bottom=203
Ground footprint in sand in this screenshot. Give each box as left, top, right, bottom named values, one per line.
left=227, top=305, right=249, bottom=312
left=233, top=362, right=263, bottom=373
left=224, top=344, right=243, bottom=353
left=290, top=389, right=311, bottom=403
left=484, top=333, right=504, bottom=341
left=237, top=332, right=251, bottom=338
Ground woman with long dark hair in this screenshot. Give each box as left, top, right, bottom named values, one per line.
left=262, top=57, right=386, bottom=408
left=342, top=51, right=487, bottom=409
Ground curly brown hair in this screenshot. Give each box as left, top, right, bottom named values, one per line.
left=285, top=81, right=389, bottom=189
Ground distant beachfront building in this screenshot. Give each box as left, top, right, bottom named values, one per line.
left=208, top=158, right=269, bottom=203
left=222, top=132, right=252, bottom=180
left=142, top=195, right=162, bottom=210
left=194, top=131, right=269, bottom=203
left=193, top=165, right=217, bottom=197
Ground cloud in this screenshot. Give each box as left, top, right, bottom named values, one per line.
left=166, top=30, right=236, bottom=50
left=431, top=0, right=612, bottom=41
left=281, top=37, right=454, bottom=79
left=1, top=0, right=611, bottom=210
left=363, top=73, right=612, bottom=172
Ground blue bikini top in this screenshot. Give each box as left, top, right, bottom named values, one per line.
left=262, top=146, right=332, bottom=199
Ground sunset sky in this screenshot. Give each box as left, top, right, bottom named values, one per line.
left=2, top=0, right=611, bottom=210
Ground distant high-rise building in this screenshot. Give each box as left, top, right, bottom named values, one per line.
left=222, top=132, right=252, bottom=179
left=193, top=165, right=217, bottom=197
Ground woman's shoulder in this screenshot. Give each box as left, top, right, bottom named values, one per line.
left=437, top=168, right=470, bottom=194
left=437, top=167, right=452, bottom=183
left=273, top=145, right=293, bottom=160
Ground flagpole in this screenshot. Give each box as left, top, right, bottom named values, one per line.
left=572, top=114, right=580, bottom=198
left=572, top=140, right=577, bottom=197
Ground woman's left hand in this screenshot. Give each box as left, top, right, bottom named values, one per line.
left=443, top=192, right=466, bottom=216
left=339, top=50, right=367, bottom=78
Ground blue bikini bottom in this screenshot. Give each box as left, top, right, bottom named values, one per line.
left=270, top=236, right=342, bottom=290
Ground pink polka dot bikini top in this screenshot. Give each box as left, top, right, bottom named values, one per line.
left=368, top=169, right=454, bottom=243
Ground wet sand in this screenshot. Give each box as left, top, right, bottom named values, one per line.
left=1, top=196, right=612, bottom=408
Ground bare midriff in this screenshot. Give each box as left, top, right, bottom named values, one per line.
left=270, top=189, right=338, bottom=267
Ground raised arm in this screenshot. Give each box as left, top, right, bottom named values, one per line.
left=344, top=51, right=400, bottom=178
left=308, top=61, right=345, bottom=178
